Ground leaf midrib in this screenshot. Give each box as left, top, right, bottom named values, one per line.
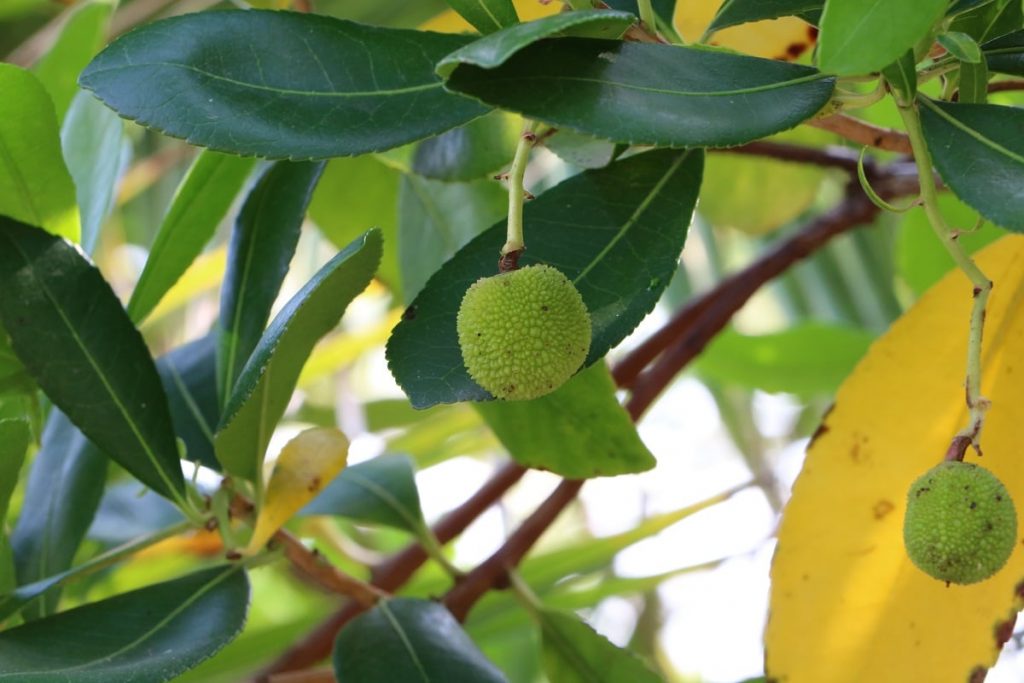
left=343, top=470, right=422, bottom=531
left=920, top=97, right=1024, bottom=166
left=379, top=601, right=431, bottom=682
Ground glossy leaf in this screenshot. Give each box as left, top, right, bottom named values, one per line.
left=215, top=230, right=382, bottom=481
left=675, top=0, right=820, bottom=60
left=412, top=111, right=520, bottom=182
left=694, top=323, right=875, bottom=396
left=79, top=11, right=489, bottom=159
left=31, top=0, right=114, bottom=121
left=301, top=454, right=425, bottom=532
left=436, top=10, right=635, bottom=76
left=446, top=40, right=834, bottom=148
left=423, top=0, right=559, bottom=33
left=708, top=0, right=824, bottom=32
left=818, top=0, right=947, bottom=75
left=157, top=336, right=221, bottom=471
left=538, top=609, right=662, bottom=683
left=767, top=236, right=1024, bottom=682
left=333, top=598, right=507, bottom=682
left=477, top=364, right=654, bottom=478
left=247, top=427, right=349, bottom=553
left=544, top=129, right=618, bottom=170
left=128, top=151, right=256, bottom=324
left=0, top=64, right=80, bottom=243
left=398, top=174, right=507, bottom=303
left=984, top=29, right=1024, bottom=75
left=881, top=50, right=917, bottom=106
left=938, top=30, right=984, bottom=62
left=217, top=161, right=325, bottom=404
left=444, top=0, right=518, bottom=34
left=953, top=0, right=1022, bottom=43
left=387, top=148, right=702, bottom=408
left=0, top=419, right=30, bottom=519
left=11, top=410, right=107, bottom=618
left=0, top=565, right=249, bottom=683
left=959, top=58, right=990, bottom=103
left=89, top=483, right=184, bottom=546
left=919, top=98, right=1024, bottom=232
left=61, top=91, right=127, bottom=255
left=0, top=326, right=21, bottom=386
left=0, top=218, right=185, bottom=501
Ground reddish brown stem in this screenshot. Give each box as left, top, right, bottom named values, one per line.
left=988, top=80, right=1024, bottom=94
left=717, top=141, right=869, bottom=175
left=809, top=113, right=913, bottom=154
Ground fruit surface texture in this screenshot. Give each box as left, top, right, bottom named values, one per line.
left=457, top=264, right=591, bottom=401
left=903, top=460, right=1017, bottom=585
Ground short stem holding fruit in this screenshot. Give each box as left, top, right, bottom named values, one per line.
left=898, top=100, right=993, bottom=456
left=500, top=120, right=540, bottom=269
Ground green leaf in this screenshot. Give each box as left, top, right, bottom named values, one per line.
left=436, top=10, right=636, bottom=77
left=919, top=98, right=1024, bottom=232
left=0, top=419, right=30, bottom=520
left=707, top=0, right=824, bottom=33
left=10, top=410, right=107, bottom=619
left=0, top=64, right=80, bottom=243
left=959, top=58, right=990, bottom=103
left=444, top=0, right=519, bottom=34
left=412, top=111, right=520, bottom=182
left=0, top=565, right=249, bottom=683
left=953, top=0, right=1022, bottom=43
left=818, top=0, right=947, bottom=75
left=309, top=156, right=402, bottom=296
left=215, top=229, right=382, bottom=481
left=301, top=454, right=425, bottom=532
left=477, top=364, right=654, bottom=478
left=881, top=50, right=917, bottom=106
left=0, top=325, right=22, bottom=386
left=545, top=130, right=618, bottom=170
left=157, top=336, right=221, bottom=471
left=333, top=598, right=508, bottom=682
left=602, top=0, right=675, bottom=22
left=79, top=11, right=489, bottom=160
left=31, top=0, right=114, bottom=122
left=538, top=609, right=663, bottom=683
left=398, top=174, right=507, bottom=303
left=217, top=161, right=325, bottom=404
left=938, top=30, right=984, bottom=62
left=60, top=91, right=127, bottom=255
left=445, top=40, right=835, bottom=147
left=0, top=218, right=185, bottom=501
left=127, top=151, right=256, bottom=324
left=694, top=323, right=875, bottom=396
left=0, top=535, right=14, bottom=599
left=386, top=148, right=702, bottom=408
left=984, top=29, right=1024, bottom=75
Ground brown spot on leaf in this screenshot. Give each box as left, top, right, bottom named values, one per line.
left=786, top=41, right=808, bottom=59
left=969, top=666, right=988, bottom=683
left=996, top=620, right=1014, bottom=647
left=308, top=476, right=322, bottom=493
left=873, top=500, right=895, bottom=520
left=402, top=305, right=417, bottom=321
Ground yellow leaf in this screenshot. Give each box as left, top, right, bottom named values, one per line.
left=674, top=0, right=816, bottom=60
left=420, top=0, right=559, bottom=33
left=246, top=427, right=350, bottom=554
left=767, top=236, right=1024, bottom=682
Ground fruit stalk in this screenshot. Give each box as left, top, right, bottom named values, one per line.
left=500, top=119, right=541, bottom=269
left=898, top=101, right=992, bottom=458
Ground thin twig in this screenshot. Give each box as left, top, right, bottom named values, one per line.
left=716, top=141, right=869, bottom=176
left=272, top=528, right=388, bottom=608
left=987, top=80, right=1024, bottom=94
left=809, top=113, right=913, bottom=154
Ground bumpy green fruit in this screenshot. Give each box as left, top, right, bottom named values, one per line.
left=903, top=461, right=1017, bottom=585
left=457, top=264, right=591, bottom=400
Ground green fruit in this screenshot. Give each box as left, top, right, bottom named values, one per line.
left=457, top=264, right=591, bottom=401
left=903, top=461, right=1017, bottom=585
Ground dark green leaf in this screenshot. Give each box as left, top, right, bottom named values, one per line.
left=128, top=151, right=256, bottom=324
left=818, top=0, right=947, bottom=75
left=0, top=325, right=21, bottom=385
left=545, top=130, right=618, bottom=170
left=89, top=484, right=183, bottom=546
left=0, top=218, right=185, bottom=501
left=412, top=112, right=520, bottom=182
left=301, top=454, right=425, bottom=532
left=959, top=59, right=989, bottom=103
left=953, top=0, right=1022, bottom=43
left=398, top=174, right=507, bottom=303
left=157, top=336, right=220, bottom=471
left=919, top=98, right=1024, bottom=232
left=333, top=598, right=507, bottom=683
left=79, top=11, right=489, bottom=160
left=708, top=0, right=823, bottom=33
left=444, top=0, right=518, bottom=34
left=984, top=29, right=1024, bottom=75
left=215, top=230, right=382, bottom=481
left=538, top=608, right=663, bottom=683
left=445, top=40, right=834, bottom=147
left=949, top=0, right=997, bottom=16
left=31, top=0, right=113, bottom=122
left=387, top=149, right=702, bottom=408
left=60, top=91, right=127, bottom=255
left=478, top=364, right=653, bottom=477
left=694, top=323, right=875, bottom=396
left=0, top=419, right=30, bottom=519
left=436, top=10, right=635, bottom=77
left=11, top=410, right=107, bottom=619
left=881, top=50, right=917, bottom=106
left=217, top=161, right=325, bottom=404
left=0, top=65, right=80, bottom=242
left=0, top=565, right=249, bottom=683
left=938, top=30, right=984, bottom=62
left=0, top=535, right=14, bottom=598
left=603, top=0, right=675, bottom=22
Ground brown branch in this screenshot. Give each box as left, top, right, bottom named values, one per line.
left=254, top=462, right=527, bottom=681
left=716, top=141, right=869, bottom=176
left=809, top=113, right=913, bottom=154
left=988, top=80, right=1024, bottom=94
left=273, top=528, right=387, bottom=608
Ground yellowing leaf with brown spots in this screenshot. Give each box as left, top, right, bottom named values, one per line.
left=247, top=427, right=349, bottom=554
left=674, top=0, right=816, bottom=60
left=767, top=236, right=1024, bottom=683
left=420, top=0, right=559, bottom=33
